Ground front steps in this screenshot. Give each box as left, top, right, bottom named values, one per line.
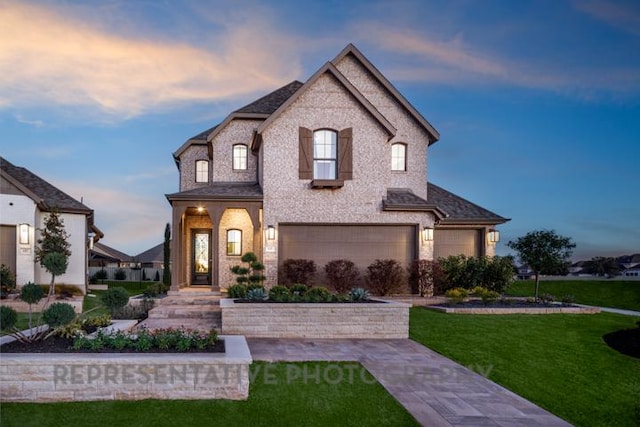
left=138, top=293, right=221, bottom=332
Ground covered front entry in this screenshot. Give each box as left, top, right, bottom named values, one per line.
left=278, top=224, right=417, bottom=281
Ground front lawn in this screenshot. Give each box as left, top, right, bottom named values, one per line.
left=506, top=279, right=640, bottom=311
left=410, top=308, right=640, bottom=427
left=0, top=362, right=418, bottom=427
left=0, top=312, right=42, bottom=336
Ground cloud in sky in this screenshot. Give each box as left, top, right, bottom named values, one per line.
left=574, top=0, right=640, bottom=36
left=0, top=1, right=301, bottom=120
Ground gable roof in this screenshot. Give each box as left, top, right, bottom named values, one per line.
left=90, top=242, right=132, bottom=263
left=383, top=188, right=447, bottom=219
left=234, top=81, right=304, bottom=115
left=0, top=156, right=92, bottom=214
left=255, top=62, right=397, bottom=146
left=333, top=44, right=440, bottom=144
left=426, top=183, right=509, bottom=225
left=135, top=242, right=165, bottom=264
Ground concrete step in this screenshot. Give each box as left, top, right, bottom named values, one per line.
left=148, top=307, right=221, bottom=320
left=137, top=318, right=220, bottom=332
left=156, top=297, right=220, bottom=306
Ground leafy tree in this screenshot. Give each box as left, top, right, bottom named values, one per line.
left=585, top=257, right=619, bottom=278
left=507, top=230, right=575, bottom=300
left=163, top=223, right=171, bottom=288
left=42, top=252, right=68, bottom=297
left=20, top=282, right=44, bottom=330
left=35, top=210, right=71, bottom=297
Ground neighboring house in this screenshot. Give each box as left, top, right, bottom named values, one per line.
left=0, top=157, right=102, bottom=293
left=516, top=265, right=534, bottom=280
left=620, top=266, right=640, bottom=278
left=166, top=44, right=509, bottom=291
left=89, top=242, right=132, bottom=268
left=135, top=242, right=167, bottom=269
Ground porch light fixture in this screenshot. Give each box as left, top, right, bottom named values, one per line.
left=197, top=206, right=204, bottom=213
left=488, top=229, right=500, bottom=244
left=267, top=225, right=276, bottom=240
left=88, top=231, right=96, bottom=250
left=422, top=226, right=434, bottom=242
left=19, top=223, right=30, bottom=245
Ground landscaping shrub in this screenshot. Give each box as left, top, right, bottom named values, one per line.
left=0, top=264, right=16, bottom=298
left=83, top=314, right=112, bottom=328
left=408, top=259, right=445, bottom=297
left=480, top=290, right=500, bottom=305
left=268, top=285, right=291, bottom=302
left=37, top=284, right=83, bottom=298
left=101, top=287, right=129, bottom=314
left=142, top=282, right=168, bottom=298
left=470, top=286, right=487, bottom=296
left=20, top=282, right=45, bottom=330
left=114, top=268, right=127, bottom=280
left=280, top=259, right=316, bottom=286
left=71, top=327, right=218, bottom=352
left=365, top=259, right=405, bottom=296
left=94, top=269, right=108, bottom=280
left=306, top=286, right=331, bottom=302
left=349, top=288, right=370, bottom=302
left=112, top=299, right=155, bottom=320
left=0, top=305, right=17, bottom=330
left=246, top=287, right=267, bottom=301
left=324, top=259, right=360, bottom=293
left=54, top=321, right=84, bottom=339
left=230, top=252, right=266, bottom=285
left=227, top=284, right=247, bottom=299
left=437, top=255, right=514, bottom=294
left=445, top=287, right=468, bottom=304
left=539, top=293, right=555, bottom=304
left=560, top=294, right=575, bottom=305
left=42, top=302, right=76, bottom=327
left=246, top=283, right=265, bottom=292
left=289, top=284, right=309, bottom=297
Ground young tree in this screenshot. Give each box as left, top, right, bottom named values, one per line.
left=35, top=211, right=71, bottom=297
left=163, top=223, right=171, bottom=288
left=507, top=230, right=575, bottom=301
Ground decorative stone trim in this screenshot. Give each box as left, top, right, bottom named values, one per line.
left=424, top=306, right=601, bottom=314
left=0, top=336, right=252, bottom=402
left=220, top=298, right=410, bottom=339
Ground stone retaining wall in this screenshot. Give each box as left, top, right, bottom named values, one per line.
left=0, top=336, right=251, bottom=402
left=220, top=299, right=409, bottom=339
left=425, top=306, right=601, bottom=314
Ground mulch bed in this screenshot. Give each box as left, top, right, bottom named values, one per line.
left=603, top=327, right=640, bottom=359
left=0, top=336, right=225, bottom=354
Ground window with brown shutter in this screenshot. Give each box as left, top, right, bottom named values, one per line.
left=338, top=128, right=353, bottom=180
left=299, top=126, right=353, bottom=188
left=299, top=127, right=313, bottom=179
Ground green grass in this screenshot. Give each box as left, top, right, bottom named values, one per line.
left=410, top=307, right=640, bottom=427
left=83, top=281, right=156, bottom=316
left=506, top=280, right=640, bottom=311
left=0, top=312, right=43, bottom=336
left=0, top=362, right=418, bottom=427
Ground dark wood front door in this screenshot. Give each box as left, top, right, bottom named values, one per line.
left=192, top=229, right=212, bottom=285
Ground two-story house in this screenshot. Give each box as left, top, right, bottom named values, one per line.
left=166, top=44, right=508, bottom=292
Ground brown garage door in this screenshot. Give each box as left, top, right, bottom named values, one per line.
left=433, top=228, right=482, bottom=259
left=279, top=224, right=417, bottom=276
left=0, top=225, right=17, bottom=275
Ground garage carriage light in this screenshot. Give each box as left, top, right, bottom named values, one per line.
left=267, top=225, right=276, bottom=240
left=422, top=226, right=434, bottom=242
left=19, top=223, right=30, bottom=245
left=487, top=229, right=500, bottom=244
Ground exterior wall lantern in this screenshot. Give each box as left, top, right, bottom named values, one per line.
left=19, top=223, right=30, bottom=245
left=88, top=231, right=96, bottom=250
left=487, top=229, right=500, bottom=245
left=267, top=225, right=276, bottom=240
left=422, top=226, right=434, bottom=242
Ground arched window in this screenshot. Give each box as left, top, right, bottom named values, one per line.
left=313, top=129, right=337, bottom=179
left=195, top=160, right=209, bottom=182
left=226, top=229, right=242, bottom=256
left=233, top=144, right=248, bottom=170
left=391, top=143, right=407, bottom=171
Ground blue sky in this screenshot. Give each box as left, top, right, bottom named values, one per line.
left=1, top=0, right=639, bottom=259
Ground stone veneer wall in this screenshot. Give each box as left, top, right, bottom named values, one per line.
left=210, top=119, right=259, bottom=182
left=220, top=299, right=409, bottom=339
left=0, top=336, right=252, bottom=402
left=178, top=144, right=209, bottom=192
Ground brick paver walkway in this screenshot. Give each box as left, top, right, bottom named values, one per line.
left=248, top=338, right=571, bottom=427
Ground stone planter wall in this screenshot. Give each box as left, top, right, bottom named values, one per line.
left=0, top=336, right=251, bottom=402
left=220, top=299, right=409, bottom=339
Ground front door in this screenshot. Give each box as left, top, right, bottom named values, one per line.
left=192, top=229, right=212, bottom=286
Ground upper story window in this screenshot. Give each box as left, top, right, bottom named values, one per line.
left=195, top=160, right=209, bottom=183
left=391, top=143, right=407, bottom=171
left=226, top=229, right=242, bottom=256
left=313, top=130, right=337, bottom=180
left=233, top=144, right=248, bottom=170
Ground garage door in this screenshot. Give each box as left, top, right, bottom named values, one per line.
left=433, top=229, right=481, bottom=259
left=279, top=224, right=417, bottom=275
left=0, top=225, right=17, bottom=275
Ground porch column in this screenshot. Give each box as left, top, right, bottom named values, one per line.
left=246, top=204, right=263, bottom=261
left=170, top=205, right=187, bottom=291
left=205, top=204, right=224, bottom=289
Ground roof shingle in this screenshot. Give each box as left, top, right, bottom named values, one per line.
left=166, top=182, right=263, bottom=201
left=426, top=183, right=508, bottom=224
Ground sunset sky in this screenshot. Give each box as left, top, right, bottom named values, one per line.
left=1, top=0, right=638, bottom=260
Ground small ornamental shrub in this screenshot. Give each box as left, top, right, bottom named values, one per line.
left=408, top=260, right=445, bottom=297
left=365, top=259, right=405, bottom=296
left=114, top=268, right=127, bottom=280
left=83, top=314, right=112, bottom=328
left=349, top=288, right=370, bottom=302
left=289, top=284, right=309, bottom=297
left=112, top=299, right=154, bottom=320
left=0, top=264, right=16, bottom=298
left=54, top=321, right=85, bottom=339
left=94, top=269, right=108, bottom=280
left=227, top=284, right=247, bottom=299
left=324, top=260, right=360, bottom=294
left=470, top=286, right=487, bottom=297
left=268, top=285, right=291, bottom=302
left=143, top=282, right=168, bottom=298
left=480, top=290, right=500, bottom=305
left=20, top=282, right=45, bottom=330
left=560, top=294, right=576, bottom=306
left=246, top=287, right=267, bottom=301
left=1, top=305, right=17, bottom=330
left=42, top=302, right=76, bottom=327
left=280, top=259, right=316, bottom=286
left=230, top=252, right=266, bottom=285
left=445, top=287, right=468, bottom=304
left=539, top=293, right=555, bottom=304
left=306, top=286, right=331, bottom=302
left=101, top=287, right=129, bottom=314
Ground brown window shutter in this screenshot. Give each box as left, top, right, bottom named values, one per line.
left=338, top=127, right=353, bottom=180
left=299, top=127, right=313, bottom=179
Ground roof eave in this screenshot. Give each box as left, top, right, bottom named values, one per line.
left=437, top=218, right=511, bottom=226
left=382, top=202, right=447, bottom=219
